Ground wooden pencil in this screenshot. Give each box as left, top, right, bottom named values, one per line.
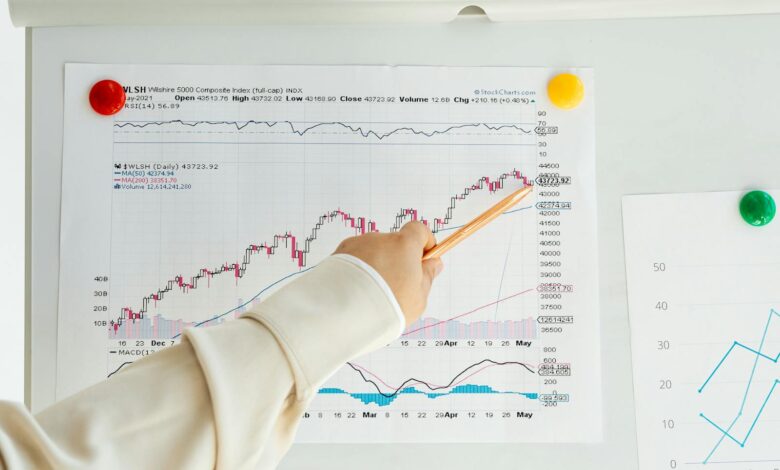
left=422, top=185, right=534, bottom=260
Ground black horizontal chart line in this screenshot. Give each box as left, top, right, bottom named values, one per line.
left=107, top=169, right=531, bottom=340
left=113, top=120, right=537, bottom=146
left=113, top=142, right=537, bottom=146
left=345, top=359, right=535, bottom=398
left=114, top=120, right=534, bottom=139
left=117, top=131, right=533, bottom=136
left=110, top=161, right=536, bottom=165
left=115, top=120, right=538, bottom=125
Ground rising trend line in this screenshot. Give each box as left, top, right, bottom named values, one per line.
left=168, top=267, right=315, bottom=340
left=111, top=205, right=533, bottom=344
left=107, top=362, right=132, bottom=378
left=107, top=257, right=531, bottom=377
left=402, top=288, right=536, bottom=336
left=699, top=381, right=780, bottom=447
left=697, top=308, right=780, bottom=463
left=109, top=170, right=532, bottom=336
left=114, top=120, right=533, bottom=140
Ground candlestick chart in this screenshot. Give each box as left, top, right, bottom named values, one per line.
left=57, top=64, right=600, bottom=442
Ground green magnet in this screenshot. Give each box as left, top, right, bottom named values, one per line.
left=739, top=190, right=776, bottom=226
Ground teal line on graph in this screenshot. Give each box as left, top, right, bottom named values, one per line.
left=319, top=384, right=538, bottom=407
left=697, top=308, right=780, bottom=464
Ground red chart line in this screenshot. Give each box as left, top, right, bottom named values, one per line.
left=402, top=287, right=536, bottom=336
left=110, top=169, right=531, bottom=333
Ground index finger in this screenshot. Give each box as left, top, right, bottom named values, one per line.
left=399, top=221, right=437, bottom=252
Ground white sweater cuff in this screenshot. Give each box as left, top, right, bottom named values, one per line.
left=243, top=255, right=404, bottom=401
left=329, top=253, right=406, bottom=336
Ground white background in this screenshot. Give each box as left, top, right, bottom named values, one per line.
left=11, top=10, right=780, bottom=470
left=25, top=16, right=780, bottom=470
left=0, top=0, right=24, bottom=402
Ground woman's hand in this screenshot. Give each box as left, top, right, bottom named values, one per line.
left=334, top=221, right=444, bottom=326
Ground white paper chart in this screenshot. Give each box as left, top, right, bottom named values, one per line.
left=624, top=192, right=780, bottom=468
left=57, top=64, right=601, bottom=442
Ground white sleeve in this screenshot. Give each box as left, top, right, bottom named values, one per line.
left=0, top=255, right=403, bottom=470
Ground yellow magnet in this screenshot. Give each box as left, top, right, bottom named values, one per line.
left=547, top=73, right=585, bottom=109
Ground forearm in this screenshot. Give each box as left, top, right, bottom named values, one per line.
left=0, top=255, right=403, bottom=470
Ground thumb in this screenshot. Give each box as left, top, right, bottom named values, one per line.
left=421, top=258, right=444, bottom=292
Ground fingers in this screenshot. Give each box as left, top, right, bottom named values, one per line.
left=411, top=257, right=443, bottom=320
left=333, top=235, right=357, bottom=254
left=420, top=257, right=444, bottom=290
left=399, top=221, right=437, bottom=251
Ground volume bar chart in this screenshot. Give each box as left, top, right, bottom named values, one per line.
left=319, top=359, right=538, bottom=406
left=57, top=64, right=600, bottom=443
left=108, top=169, right=532, bottom=337
left=319, top=385, right=540, bottom=407
left=403, top=318, right=537, bottom=340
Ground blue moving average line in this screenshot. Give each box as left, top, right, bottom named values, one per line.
left=697, top=308, right=780, bottom=463
left=108, top=206, right=533, bottom=378
left=167, top=206, right=532, bottom=340
left=169, top=267, right=314, bottom=339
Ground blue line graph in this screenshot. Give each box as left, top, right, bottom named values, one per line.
left=169, top=267, right=313, bottom=339
left=114, top=119, right=534, bottom=140
left=319, top=384, right=538, bottom=407
left=697, top=309, right=780, bottom=463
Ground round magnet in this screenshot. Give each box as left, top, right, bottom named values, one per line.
left=740, top=190, right=776, bottom=226
left=547, top=73, right=585, bottom=110
left=89, top=79, right=126, bottom=116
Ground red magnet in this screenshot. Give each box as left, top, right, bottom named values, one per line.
left=89, top=79, right=126, bottom=116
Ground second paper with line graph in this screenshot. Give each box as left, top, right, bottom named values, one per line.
left=625, top=192, right=780, bottom=468
left=57, top=64, right=600, bottom=442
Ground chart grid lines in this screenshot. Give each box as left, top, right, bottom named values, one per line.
left=56, top=64, right=600, bottom=443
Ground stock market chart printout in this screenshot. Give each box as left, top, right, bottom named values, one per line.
left=57, top=65, right=600, bottom=443
left=624, top=191, right=780, bottom=469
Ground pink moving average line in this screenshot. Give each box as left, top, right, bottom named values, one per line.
left=402, top=288, right=536, bottom=336
left=110, top=169, right=532, bottom=335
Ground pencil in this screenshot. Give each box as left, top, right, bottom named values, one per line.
left=422, top=185, right=534, bottom=260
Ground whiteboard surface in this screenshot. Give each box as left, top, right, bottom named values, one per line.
left=29, top=15, right=780, bottom=469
